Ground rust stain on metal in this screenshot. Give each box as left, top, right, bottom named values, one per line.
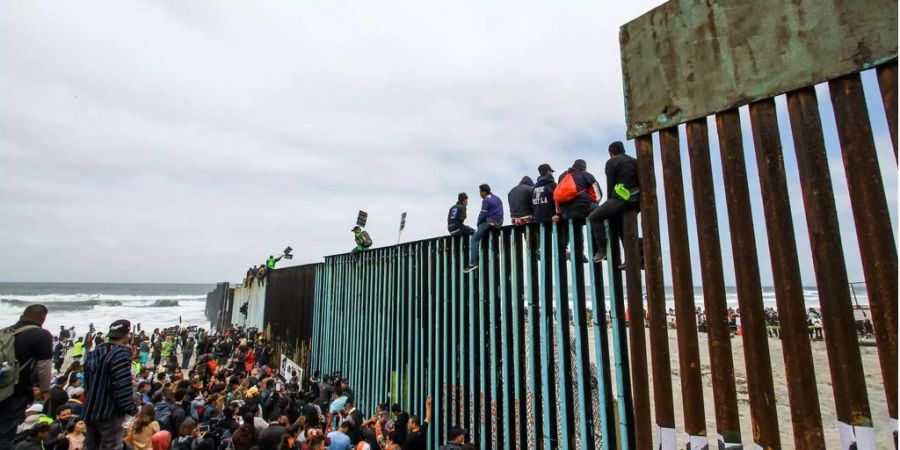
left=620, top=0, right=898, bottom=138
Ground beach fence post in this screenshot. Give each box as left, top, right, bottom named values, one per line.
left=634, top=135, right=677, bottom=448
left=685, top=119, right=745, bottom=448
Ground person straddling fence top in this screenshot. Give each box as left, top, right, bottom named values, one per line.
left=0, top=305, right=53, bottom=450
left=532, top=163, right=557, bottom=225
left=447, top=192, right=475, bottom=236
left=552, top=159, right=601, bottom=262
left=507, top=176, right=535, bottom=226
left=587, top=141, right=640, bottom=263
left=350, top=226, right=373, bottom=261
left=464, top=184, right=503, bottom=273
left=83, top=319, right=138, bottom=450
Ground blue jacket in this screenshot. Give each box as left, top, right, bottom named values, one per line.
left=476, top=194, right=504, bottom=226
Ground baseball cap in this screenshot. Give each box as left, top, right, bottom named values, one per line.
left=108, top=320, right=131, bottom=339
left=538, top=163, right=554, bottom=176
left=26, top=404, right=43, bottom=414
left=448, top=427, right=467, bottom=440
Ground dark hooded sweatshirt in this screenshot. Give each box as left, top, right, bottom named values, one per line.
left=532, top=173, right=557, bottom=223
left=507, top=176, right=535, bottom=219
left=447, top=201, right=467, bottom=234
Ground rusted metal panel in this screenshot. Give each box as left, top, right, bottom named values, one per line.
left=658, top=127, right=708, bottom=445
left=754, top=94, right=826, bottom=449
left=715, top=109, right=781, bottom=448
left=684, top=119, right=742, bottom=447
left=620, top=0, right=899, bottom=138
left=634, top=135, right=677, bottom=444
left=622, top=213, right=652, bottom=449
left=829, top=73, right=898, bottom=422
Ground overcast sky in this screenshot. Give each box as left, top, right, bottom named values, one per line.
left=1, top=1, right=895, bottom=285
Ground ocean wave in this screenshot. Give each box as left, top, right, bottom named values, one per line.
left=0, top=298, right=122, bottom=311
left=0, top=293, right=204, bottom=304
left=1, top=298, right=183, bottom=310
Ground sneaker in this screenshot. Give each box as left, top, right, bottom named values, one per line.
left=464, top=264, right=479, bottom=273
left=593, top=252, right=607, bottom=263
left=580, top=254, right=589, bottom=264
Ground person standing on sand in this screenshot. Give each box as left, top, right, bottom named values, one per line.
left=83, top=319, right=138, bottom=450
left=0, top=305, right=53, bottom=450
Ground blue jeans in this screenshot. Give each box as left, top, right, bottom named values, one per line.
left=468, top=222, right=492, bottom=265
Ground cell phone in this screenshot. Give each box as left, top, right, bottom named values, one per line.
left=198, top=425, right=209, bottom=434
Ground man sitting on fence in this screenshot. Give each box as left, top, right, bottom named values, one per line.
left=351, top=226, right=373, bottom=262
left=588, top=141, right=640, bottom=264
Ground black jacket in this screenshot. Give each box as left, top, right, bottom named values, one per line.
left=556, top=168, right=601, bottom=219
left=532, top=173, right=557, bottom=223
left=605, top=154, right=639, bottom=200
left=447, top=202, right=467, bottom=234
left=507, top=176, right=535, bottom=219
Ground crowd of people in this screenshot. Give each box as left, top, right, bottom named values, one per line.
left=1, top=305, right=469, bottom=450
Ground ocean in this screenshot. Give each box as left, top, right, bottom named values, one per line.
left=0, top=282, right=214, bottom=336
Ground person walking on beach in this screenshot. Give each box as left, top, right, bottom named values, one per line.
left=587, top=141, right=640, bottom=263
left=464, top=184, right=503, bottom=273
left=553, top=159, right=601, bottom=262
left=83, top=319, right=138, bottom=450
left=350, top=226, right=373, bottom=262
left=0, top=305, right=53, bottom=450
left=181, top=336, right=195, bottom=370
left=447, top=193, right=475, bottom=237
left=508, top=176, right=535, bottom=226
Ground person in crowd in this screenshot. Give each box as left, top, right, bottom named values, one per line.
left=182, top=336, right=195, bottom=370
left=15, top=421, right=51, bottom=450
left=389, top=403, right=410, bottom=444
left=508, top=176, right=535, bottom=226
left=128, top=404, right=160, bottom=450
left=447, top=193, right=475, bottom=237
left=64, top=372, right=83, bottom=401
left=54, top=419, right=86, bottom=450
left=52, top=336, right=67, bottom=374
left=464, top=184, right=504, bottom=273
left=327, top=420, right=353, bottom=450
left=83, top=319, right=138, bottom=450
left=151, top=430, right=172, bottom=450
left=553, top=158, right=601, bottom=262
left=231, top=412, right=259, bottom=450
left=587, top=141, right=640, bottom=263
left=71, top=337, right=85, bottom=363
left=400, top=396, right=432, bottom=450
left=45, top=377, right=69, bottom=420
left=439, top=427, right=468, bottom=450
left=140, top=337, right=151, bottom=367
left=46, top=404, right=75, bottom=449
left=0, top=305, right=54, bottom=450
left=350, top=226, right=373, bottom=262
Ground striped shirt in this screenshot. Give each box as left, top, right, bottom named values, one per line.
left=83, top=343, right=137, bottom=421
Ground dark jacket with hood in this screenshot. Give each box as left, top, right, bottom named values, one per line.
left=556, top=166, right=601, bottom=219
left=605, top=153, right=639, bottom=201
left=507, top=176, right=535, bottom=219
left=447, top=202, right=467, bottom=234
left=532, top=173, right=557, bottom=223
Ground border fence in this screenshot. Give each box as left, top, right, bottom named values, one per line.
left=207, top=0, right=897, bottom=448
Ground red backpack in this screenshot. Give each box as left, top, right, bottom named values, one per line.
left=554, top=171, right=588, bottom=203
